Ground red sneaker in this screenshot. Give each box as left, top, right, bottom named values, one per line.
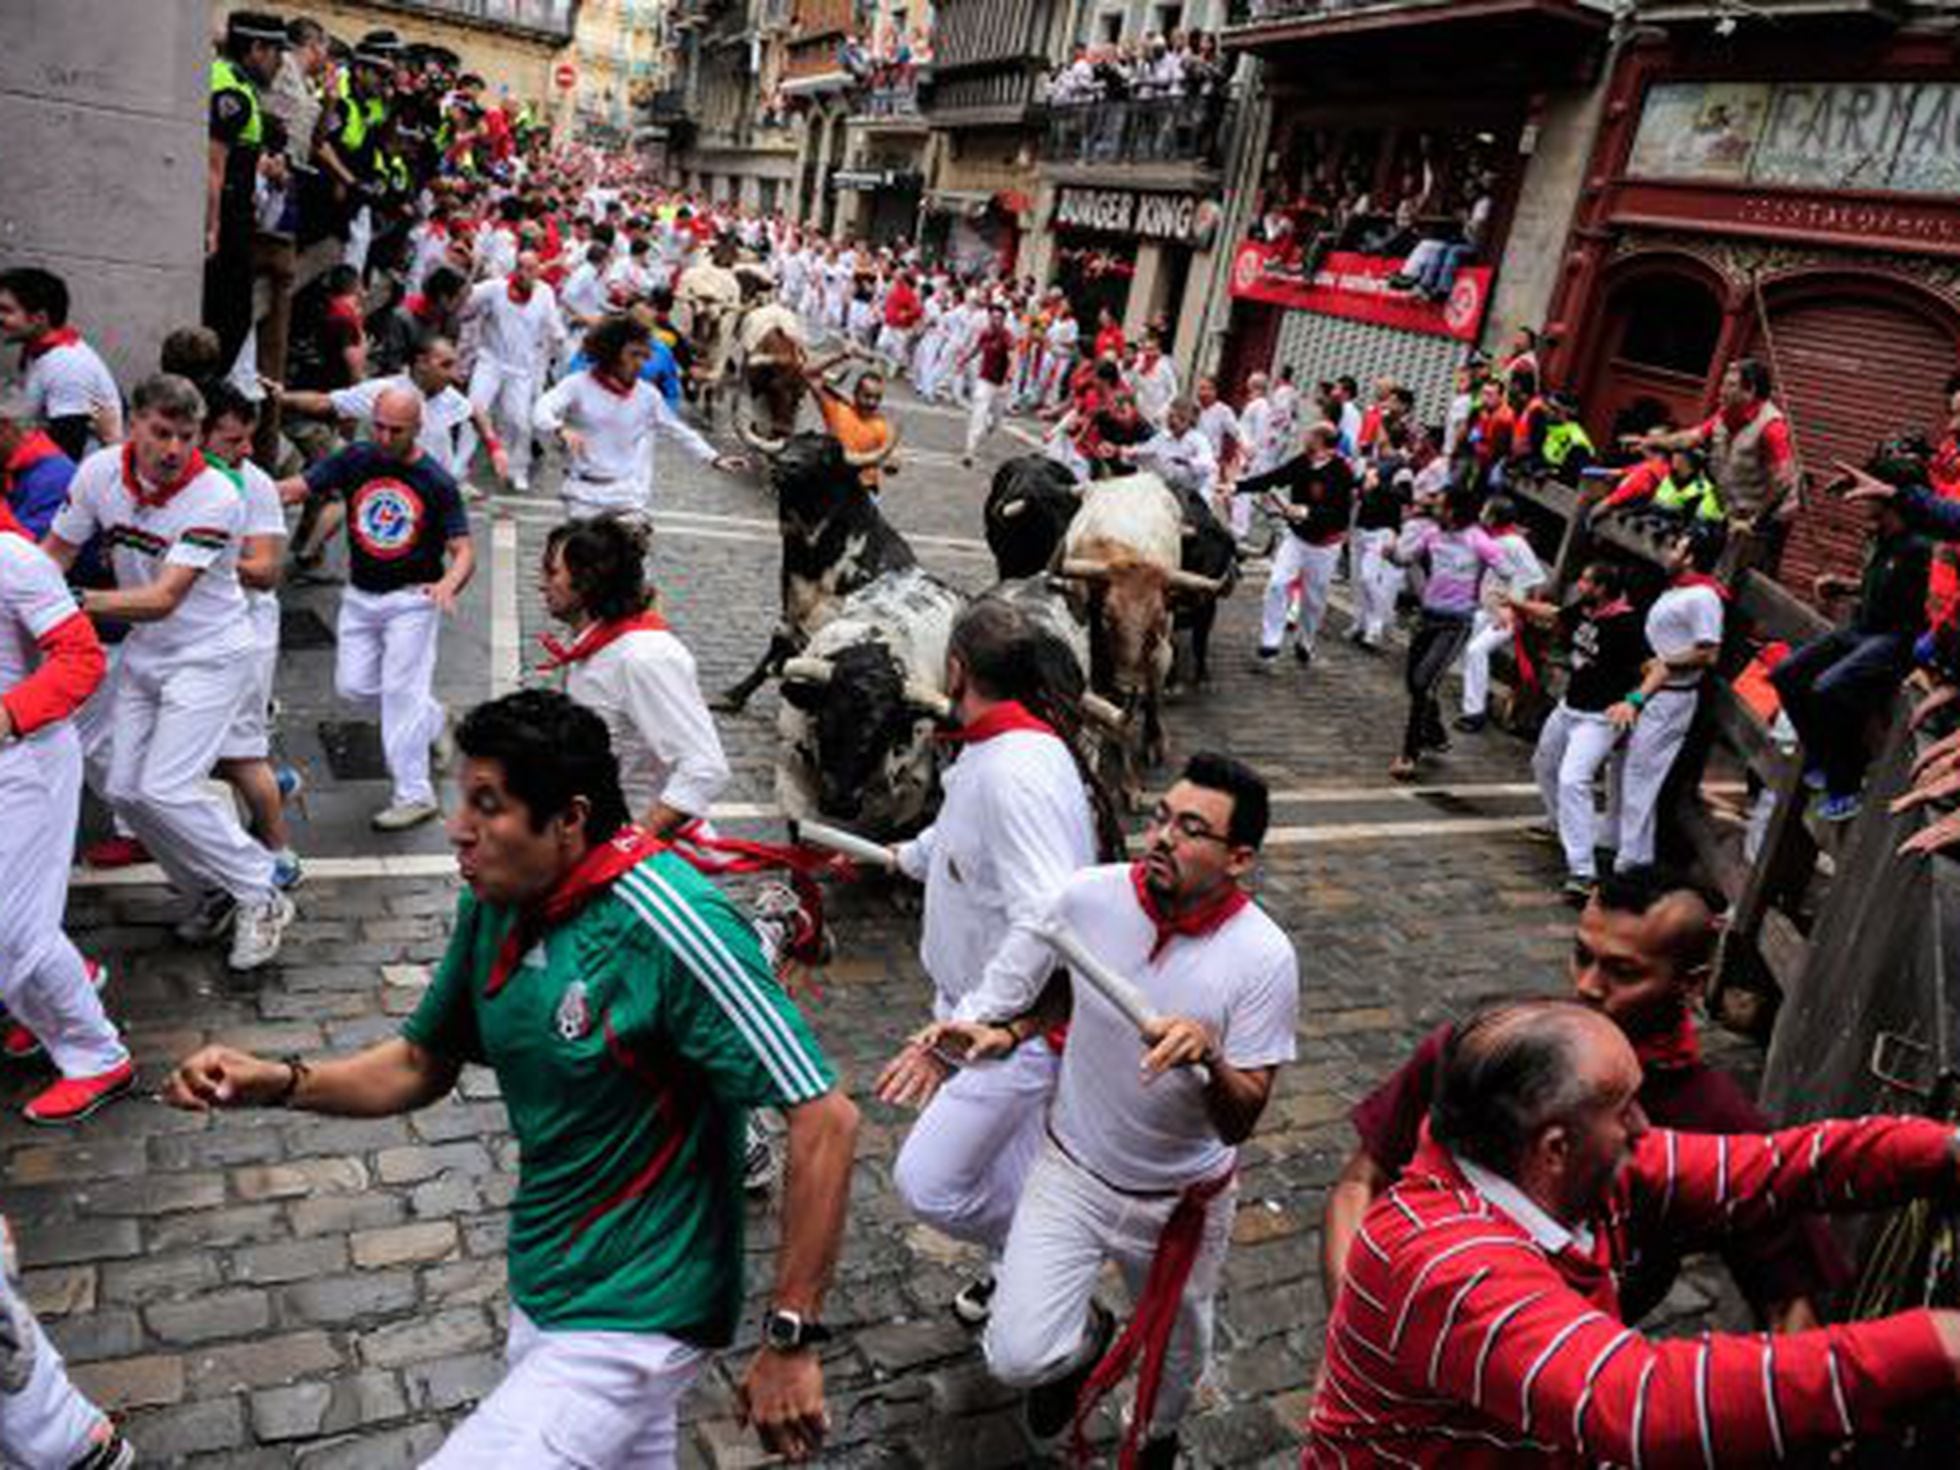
left=24, top=1060, right=136, bottom=1125
left=3, top=961, right=108, bottom=1060
left=81, top=837, right=150, bottom=870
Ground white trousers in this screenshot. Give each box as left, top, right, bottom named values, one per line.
left=423, top=1306, right=701, bottom=1470
left=0, top=731, right=126, bottom=1079
left=337, top=588, right=445, bottom=808
left=1532, top=702, right=1623, bottom=879
left=469, top=356, right=543, bottom=490
left=105, top=655, right=276, bottom=906
left=1261, top=537, right=1341, bottom=653
left=1351, top=528, right=1400, bottom=645
left=0, top=1220, right=114, bottom=1468
left=965, top=379, right=1004, bottom=458
left=220, top=634, right=279, bottom=763
left=1459, top=611, right=1512, bottom=717
left=1614, top=687, right=1699, bottom=870
left=894, top=1043, right=1058, bottom=1254
left=985, top=1139, right=1235, bottom=1439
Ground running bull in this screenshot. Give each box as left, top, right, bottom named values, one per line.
left=717, top=432, right=913, bottom=711
left=776, top=567, right=965, bottom=837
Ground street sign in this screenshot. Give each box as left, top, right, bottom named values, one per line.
left=554, top=61, right=578, bottom=91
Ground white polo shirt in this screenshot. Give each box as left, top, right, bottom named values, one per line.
left=898, top=723, right=1097, bottom=1021
left=234, top=460, right=287, bottom=652
left=531, top=370, right=716, bottom=513
left=468, top=279, right=562, bottom=372
left=0, top=530, right=82, bottom=695
left=53, top=447, right=253, bottom=669
left=328, top=374, right=475, bottom=479
left=564, top=625, right=730, bottom=821
left=23, top=335, right=122, bottom=445
left=963, top=862, right=1299, bottom=1193
left=1646, top=582, right=1725, bottom=689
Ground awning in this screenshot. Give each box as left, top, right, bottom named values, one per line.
left=923, top=188, right=992, bottom=217
left=832, top=168, right=924, bottom=192
left=781, top=70, right=853, bottom=97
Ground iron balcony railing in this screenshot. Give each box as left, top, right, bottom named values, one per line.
left=1037, top=93, right=1229, bottom=167
left=1222, top=0, right=1455, bottom=27
left=389, top=0, right=580, bottom=42
left=857, top=74, right=922, bottom=118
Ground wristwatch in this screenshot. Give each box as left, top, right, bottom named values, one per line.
left=762, top=1308, right=833, bottom=1353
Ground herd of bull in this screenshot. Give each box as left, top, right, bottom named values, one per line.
left=712, top=433, right=1241, bottom=837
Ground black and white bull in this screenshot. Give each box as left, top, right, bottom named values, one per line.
left=776, top=568, right=966, bottom=837
left=985, top=456, right=1081, bottom=580
left=715, top=433, right=917, bottom=712
left=1166, top=483, right=1240, bottom=689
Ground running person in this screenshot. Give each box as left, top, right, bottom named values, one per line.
left=462, top=251, right=563, bottom=493
left=44, top=374, right=293, bottom=972
left=164, top=689, right=859, bottom=1467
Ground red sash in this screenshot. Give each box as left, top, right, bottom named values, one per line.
left=935, top=699, right=1055, bottom=745
left=485, top=827, right=666, bottom=996
left=1129, top=862, right=1248, bottom=961
left=536, top=610, right=669, bottom=672
left=119, top=444, right=208, bottom=509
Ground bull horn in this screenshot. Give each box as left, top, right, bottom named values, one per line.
left=903, top=681, right=953, bottom=719
left=737, top=420, right=789, bottom=456
left=999, top=498, right=1028, bottom=519
left=1081, top=693, right=1128, bottom=731
left=841, top=427, right=902, bottom=470
left=1167, top=569, right=1226, bottom=597
left=1057, top=558, right=1113, bottom=583
left=781, top=657, right=834, bottom=685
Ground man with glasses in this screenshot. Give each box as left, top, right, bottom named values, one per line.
left=919, top=751, right=1298, bottom=1469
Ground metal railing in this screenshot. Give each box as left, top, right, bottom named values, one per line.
left=1037, top=93, right=1229, bottom=167
left=388, top=0, right=580, bottom=41
left=1223, top=0, right=1452, bottom=27
left=857, top=74, right=922, bottom=118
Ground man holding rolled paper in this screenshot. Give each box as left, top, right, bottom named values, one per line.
left=871, top=599, right=1101, bottom=1328
left=919, top=751, right=1299, bottom=1469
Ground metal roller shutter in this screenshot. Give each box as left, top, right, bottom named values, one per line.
left=1765, top=294, right=1958, bottom=593
left=1270, top=309, right=1472, bottom=431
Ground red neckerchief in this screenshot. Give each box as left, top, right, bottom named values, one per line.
left=590, top=367, right=636, bottom=399
left=485, top=826, right=666, bottom=996
left=1590, top=595, right=1633, bottom=621
left=1485, top=521, right=1521, bottom=539
left=507, top=280, right=534, bottom=306
left=5, top=430, right=65, bottom=480
left=1721, top=399, right=1766, bottom=433
left=536, top=610, right=669, bottom=672
left=119, top=443, right=208, bottom=509
left=1632, top=1010, right=1702, bottom=1072
left=1129, top=862, right=1249, bottom=961
left=1673, top=570, right=1733, bottom=603
left=934, top=699, right=1054, bottom=746
left=22, top=326, right=80, bottom=362
left=405, top=293, right=437, bottom=323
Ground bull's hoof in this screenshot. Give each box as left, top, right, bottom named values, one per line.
left=710, top=690, right=751, bottom=714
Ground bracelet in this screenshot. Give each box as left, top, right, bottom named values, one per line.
left=1626, top=691, right=1648, bottom=710
left=272, top=1055, right=310, bottom=1108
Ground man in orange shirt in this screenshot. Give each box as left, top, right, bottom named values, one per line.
left=806, top=353, right=899, bottom=493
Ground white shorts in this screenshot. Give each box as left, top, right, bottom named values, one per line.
left=422, top=1306, right=703, bottom=1470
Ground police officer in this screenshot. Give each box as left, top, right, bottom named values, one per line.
left=206, top=11, right=287, bottom=367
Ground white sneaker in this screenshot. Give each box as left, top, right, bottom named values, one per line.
left=430, top=713, right=457, bottom=774
left=372, top=799, right=441, bottom=832
left=228, top=893, right=295, bottom=972
left=174, top=891, right=237, bottom=944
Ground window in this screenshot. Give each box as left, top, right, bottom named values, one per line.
left=1099, top=11, right=1123, bottom=43
left=1153, top=4, right=1183, bottom=35
left=1613, top=275, right=1722, bottom=378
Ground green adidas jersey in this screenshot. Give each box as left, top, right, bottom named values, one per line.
left=403, top=850, right=834, bottom=1341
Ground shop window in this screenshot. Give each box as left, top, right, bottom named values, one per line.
left=1154, top=4, right=1184, bottom=35
left=1612, top=275, right=1722, bottom=378
left=1099, top=11, right=1123, bottom=43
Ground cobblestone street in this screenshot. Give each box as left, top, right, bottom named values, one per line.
left=22, top=391, right=1749, bottom=1467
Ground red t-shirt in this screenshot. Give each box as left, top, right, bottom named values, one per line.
left=974, top=325, right=1013, bottom=386
left=1349, top=1020, right=1849, bottom=1320
left=1700, top=401, right=1794, bottom=472
left=1094, top=324, right=1126, bottom=360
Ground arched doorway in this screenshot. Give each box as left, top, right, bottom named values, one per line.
left=1580, top=256, right=1727, bottom=444
left=1752, top=274, right=1960, bottom=586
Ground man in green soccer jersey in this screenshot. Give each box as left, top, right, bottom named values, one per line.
left=164, top=689, right=859, bottom=1466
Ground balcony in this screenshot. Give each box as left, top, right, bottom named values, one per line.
left=1633, top=0, right=1907, bottom=19
left=856, top=74, right=923, bottom=121
left=1222, top=0, right=1611, bottom=78
left=376, top=0, right=580, bottom=43
left=1038, top=94, right=1228, bottom=169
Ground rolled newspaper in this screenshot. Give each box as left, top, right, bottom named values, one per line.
left=791, top=818, right=899, bottom=873
left=1035, top=919, right=1211, bottom=1086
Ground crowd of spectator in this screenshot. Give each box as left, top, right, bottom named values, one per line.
left=1043, top=31, right=1229, bottom=104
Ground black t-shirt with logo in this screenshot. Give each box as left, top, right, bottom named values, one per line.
left=303, top=443, right=470, bottom=595
left=1559, top=601, right=1649, bottom=713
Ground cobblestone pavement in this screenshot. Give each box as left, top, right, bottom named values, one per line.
left=28, top=386, right=1752, bottom=1466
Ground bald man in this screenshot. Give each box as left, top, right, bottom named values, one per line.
left=462, top=251, right=563, bottom=493
left=1322, top=867, right=1846, bottom=1338
left=279, top=388, right=475, bottom=830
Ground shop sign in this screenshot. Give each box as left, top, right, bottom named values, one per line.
left=1052, top=187, right=1222, bottom=248
left=1228, top=241, right=1491, bottom=345
left=1630, top=79, right=1960, bottom=197
left=833, top=168, right=919, bottom=191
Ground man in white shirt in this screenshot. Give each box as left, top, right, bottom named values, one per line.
left=923, top=752, right=1298, bottom=1467
left=461, top=252, right=563, bottom=493
left=0, top=268, right=123, bottom=461
left=273, top=334, right=504, bottom=484
left=559, top=243, right=612, bottom=359
left=1037, top=299, right=1080, bottom=412
left=1456, top=495, right=1548, bottom=732
left=1194, top=375, right=1241, bottom=507
left=1125, top=397, right=1218, bottom=499
left=1610, top=526, right=1726, bottom=870
left=1128, top=335, right=1180, bottom=430
left=1234, top=373, right=1276, bottom=540
left=44, top=375, right=293, bottom=971
left=532, top=315, right=744, bottom=527
left=538, top=516, right=729, bottom=836
left=873, top=600, right=1101, bottom=1325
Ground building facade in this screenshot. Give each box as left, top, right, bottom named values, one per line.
left=668, top=0, right=800, bottom=207
left=1545, top=0, right=1960, bottom=588
left=567, top=0, right=668, bottom=145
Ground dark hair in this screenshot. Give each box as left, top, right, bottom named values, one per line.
left=544, top=516, right=651, bottom=625
left=423, top=265, right=466, bottom=302
left=1180, top=751, right=1269, bottom=849
left=455, top=689, right=630, bottom=842
left=1732, top=358, right=1773, bottom=399
left=322, top=263, right=361, bottom=298
left=160, top=325, right=224, bottom=385
left=0, top=267, right=69, bottom=326
left=408, top=330, right=455, bottom=366
left=287, top=16, right=326, bottom=45
left=1337, top=374, right=1358, bottom=398
left=1582, top=560, right=1628, bottom=598
left=1593, top=865, right=1720, bottom=974
left=1431, top=999, right=1600, bottom=1175
left=650, top=285, right=676, bottom=313
left=1484, top=495, right=1517, bottom=524
left=203, top=380, right=260, bottom=429
left=584, top=313, right=651, bottom=373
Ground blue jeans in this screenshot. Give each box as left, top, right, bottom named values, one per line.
left=1418, top=242, right=1474, bottom=298
left=1769, top=628, right=1912, bottom=797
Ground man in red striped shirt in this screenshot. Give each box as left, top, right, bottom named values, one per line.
left=1305, top=998, right=1960, bottom=1467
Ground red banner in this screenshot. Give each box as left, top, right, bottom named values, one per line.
left=1228, top=241, right=1493, bottom=344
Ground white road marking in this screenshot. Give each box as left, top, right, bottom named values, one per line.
left=490, top=516, right=520, bottom=698
left=488, top=495, right=992, bottom=556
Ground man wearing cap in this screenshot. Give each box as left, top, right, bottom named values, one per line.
left=207, top=11, right=287, bottom=369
